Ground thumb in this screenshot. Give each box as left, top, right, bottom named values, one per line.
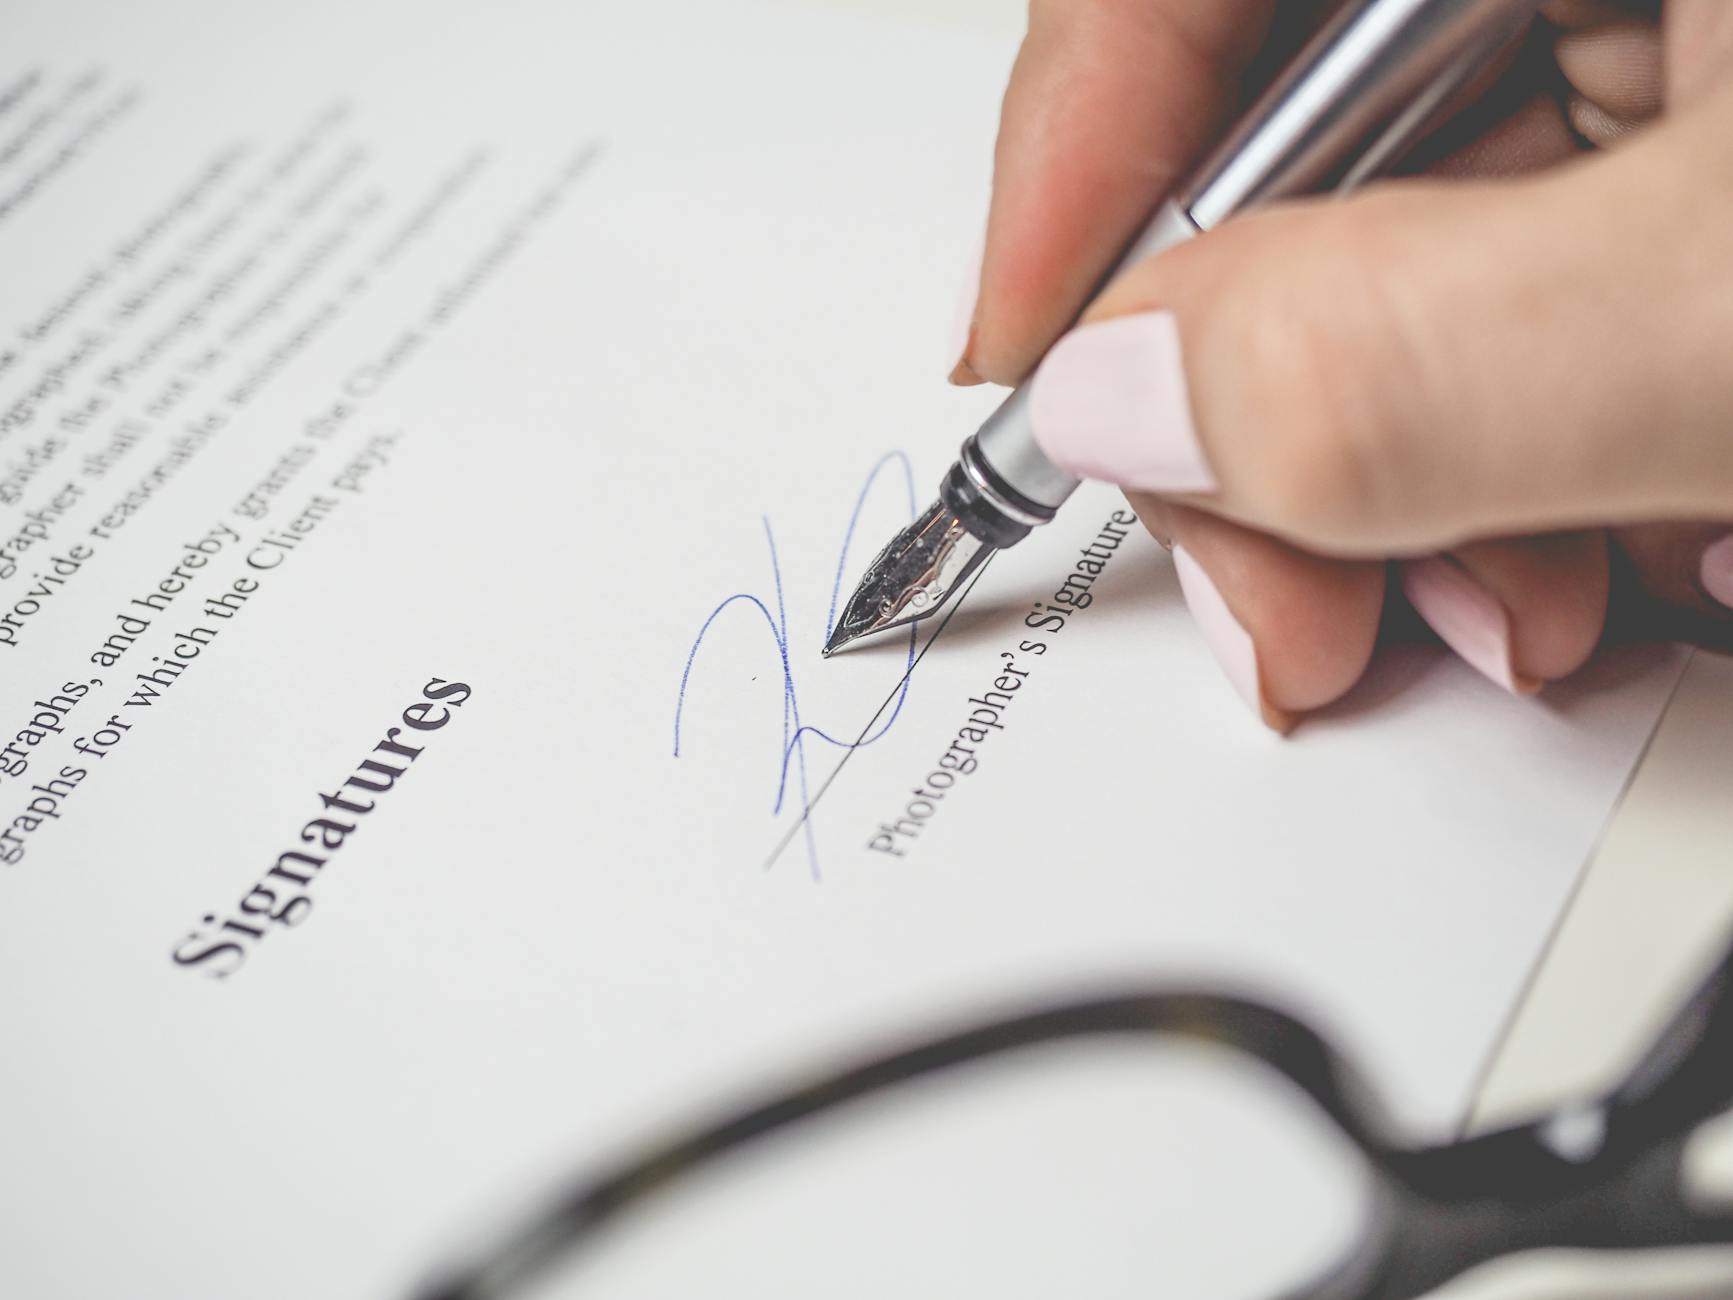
left=1025, top=96, right=1733, bottom=557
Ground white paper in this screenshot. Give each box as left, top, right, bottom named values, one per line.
left=0, top=3, right=1684, bottom=1297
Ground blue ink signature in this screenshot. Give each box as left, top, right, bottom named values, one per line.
left=673, top=452, right=920, bottom=879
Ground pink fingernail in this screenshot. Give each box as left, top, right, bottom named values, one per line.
left=1701, top=534, right=1733, bottom=609
left=1401, top=557, right=1539, bottom=695
left=1173, top=546, right=1292, bottom=733
left=947, top=231, right=985, bottom=387
left=1030, top=311, right=1216, bottom=492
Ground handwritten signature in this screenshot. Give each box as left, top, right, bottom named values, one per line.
left=674, top=452, right=920, bottom=878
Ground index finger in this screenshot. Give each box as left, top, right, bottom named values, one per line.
left=957, top=0, right=1281, bottom=387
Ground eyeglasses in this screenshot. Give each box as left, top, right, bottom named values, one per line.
left=415, top=938, right=1733, bottom=1300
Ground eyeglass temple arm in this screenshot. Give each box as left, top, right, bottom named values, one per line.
left=410, top=992, right=1395, bottom=1300
left=1301, top=943, right=1733, bottom=1300
left=413, top=949, right=1733, bottom=1300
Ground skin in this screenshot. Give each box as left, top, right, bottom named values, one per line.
left=953, top=0, right=1733, bottom=726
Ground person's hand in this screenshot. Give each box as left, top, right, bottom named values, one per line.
left=952, top=0, right=1733, bottom=731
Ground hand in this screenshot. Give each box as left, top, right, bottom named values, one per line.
left=953, top=0, right=1733, bottom=731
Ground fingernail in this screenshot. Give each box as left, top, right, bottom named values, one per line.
left=948, top=334, right=985, bottom=387
left=1401, top=557, right=1541, bottom=695
left=1173, top=546, right=1294, bottom=734
left=947, top=232, right=985, bottom=387
left=1700, top=534, right=1733, bottom=608
left=1030, top=311, right=1216, bottom=492
left=1128, top=498, right=1174, bottom=551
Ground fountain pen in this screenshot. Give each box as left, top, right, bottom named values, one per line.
left=824, top=0, right=1543, bottom=657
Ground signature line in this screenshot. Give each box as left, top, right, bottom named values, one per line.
left=672, top=452, right=921, bottom=880
left=760, top=554, right=993, bottom=873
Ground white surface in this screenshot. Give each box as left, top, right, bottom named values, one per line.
left=1457, top=651, right=1733, bottom=1299
left=1475, top=651, right=1733, bottom=1126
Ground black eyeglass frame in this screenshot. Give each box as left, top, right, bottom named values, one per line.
left=417, top=938, right=1733, bottom=1300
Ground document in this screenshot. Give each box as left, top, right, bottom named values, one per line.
left=0, top=3, right=1686, bottom=1296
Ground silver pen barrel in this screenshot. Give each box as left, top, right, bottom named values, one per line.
left=1180, top=0, right=1542, bottom=228
left=959, top=0, right=1542, bottom=539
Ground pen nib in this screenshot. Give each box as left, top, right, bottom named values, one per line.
left=822, top=499, right=991, bottom=657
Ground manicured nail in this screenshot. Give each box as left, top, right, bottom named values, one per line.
left=1030, top=311, right=1216, bottom=493
left=948, top=334, right=985, bottom=387
left=947, top=232, right=985, bottom=387
left=1128, top=498, right=1174, bottom=551
left=1700, top=534, right=1733, bottom=609
left=1173, top=546, right=1293, bottom=734
left=1401, top=557, right=1540, bottom=695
